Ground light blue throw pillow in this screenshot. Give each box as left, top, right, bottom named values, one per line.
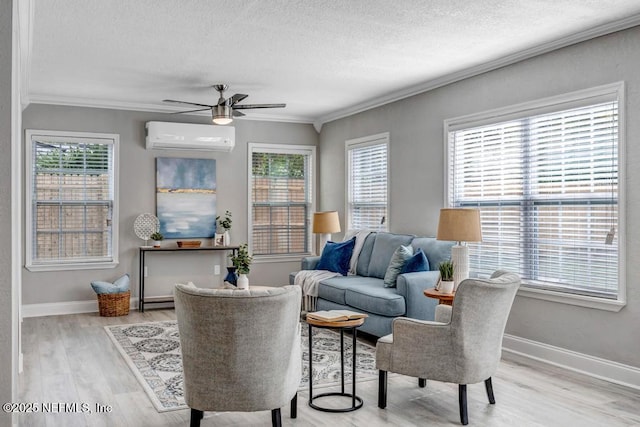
left=401, top=248, right=430, bottom=273
left=316, top=237, right=356, bottom=276
left=91, top=274, right=130, bottom=294
left=383, top=245, right=413, bottom=287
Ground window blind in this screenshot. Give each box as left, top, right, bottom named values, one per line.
left=250, top=148, right=313, bottom=256
left=448, top=100, right=619, bottom=298
left=31, top=138, right=115, bottom=264
left=347, top=141, right=388, bottom=231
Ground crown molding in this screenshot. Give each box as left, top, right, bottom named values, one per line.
left=316, top=14, right=640, bottom=127
left=27, top=94, right=315, bottom=125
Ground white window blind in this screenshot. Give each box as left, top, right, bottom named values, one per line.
left=447, top=91, right=621, bottom=299
left=347, top=134, right=388, bottom=232
left=26, top=131, right=118, bottom=270
left=250, top=145, right=314, bottom=256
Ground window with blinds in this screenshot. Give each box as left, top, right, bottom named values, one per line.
left=346, top=133, right=389, bottom=232
left=446, top=84, right=623, bottom=299
left=249, top=144, right=314, bottom=256
left=26, top=130, right=119, bottom=270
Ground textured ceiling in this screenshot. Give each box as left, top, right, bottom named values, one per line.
left=24, top=0, right=640, bottom=127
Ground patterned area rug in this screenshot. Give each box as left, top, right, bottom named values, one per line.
left=105, top=320, right=377, bottom=412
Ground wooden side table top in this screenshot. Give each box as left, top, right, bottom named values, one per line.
left=423, top=287, right=455, bottom=305
left=305, top=316, right=366, bottom=329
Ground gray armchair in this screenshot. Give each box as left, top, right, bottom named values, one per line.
left=174, top=284, right=302, bottom=427
left=376, top=270, right=520, bottom=425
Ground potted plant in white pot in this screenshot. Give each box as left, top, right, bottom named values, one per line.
left=229, top=243, right=252, bottom=289
left=150, top=231, right=164, bottom=248
left=216, top=210, right=232, bottom=245
left=438, top=260, right=455, bottom=294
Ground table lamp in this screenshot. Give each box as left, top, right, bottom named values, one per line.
left=313, top=211, right=341, bottom=253
left=436, top=208, right=482, bottom=289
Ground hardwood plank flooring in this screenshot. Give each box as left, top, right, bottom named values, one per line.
left=18, top=310, right=640, bottom=426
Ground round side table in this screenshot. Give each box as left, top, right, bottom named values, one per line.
left=423, top=287, right=455, bottom=305
left=305, top=316, right=365, bottom=412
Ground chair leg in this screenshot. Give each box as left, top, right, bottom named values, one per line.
left=290, top=392, right=298, bottom=418
left=485, top=377, right=495, bottom=404
left=271, top=408, right=282, bottom=427
left=378, top=370, right=388, bottom=409
left=459, top=384, right=468, bottom=425
left=418, top=378, right=427, bottom=388
left=190, top=409, right=203, bottom=427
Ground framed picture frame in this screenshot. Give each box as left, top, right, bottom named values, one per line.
left=214, top=233, right=225, bottom=247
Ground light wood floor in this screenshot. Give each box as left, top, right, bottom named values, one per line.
left=18, top=309, right=640, bottom=426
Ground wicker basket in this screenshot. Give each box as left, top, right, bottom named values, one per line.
left=97, top=291, right=130, bottom=317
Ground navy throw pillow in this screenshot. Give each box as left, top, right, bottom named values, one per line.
left=400, top=248, right=430, bottom=274
left=316, top=237, right=356, bottom=276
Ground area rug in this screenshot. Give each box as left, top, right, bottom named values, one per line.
left=104, top=320, right=377, bottom=412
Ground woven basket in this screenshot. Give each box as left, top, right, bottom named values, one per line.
left=97, top=291, right=130, bottom=317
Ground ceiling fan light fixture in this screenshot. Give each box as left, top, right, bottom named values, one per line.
left=212, top=104, right=233, bottom=125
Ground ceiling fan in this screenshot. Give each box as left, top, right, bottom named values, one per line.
left=163, top=84, right=286, bottom=125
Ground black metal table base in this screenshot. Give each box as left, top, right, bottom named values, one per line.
left=307, top=323, right=363, bottom=412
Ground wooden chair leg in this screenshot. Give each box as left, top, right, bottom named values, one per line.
left=418, top=378, right=427, bottom=388
left=271, top=408, right=282, bottom=427
left=459, top=384, right=468, bottom=425
left=485, top=377, right=495, bottom=404
left=290, top=392, right=298, bottom=418
left=190, top=409, right=203, bottom=427
left=378, top=370, right=388, bottom=409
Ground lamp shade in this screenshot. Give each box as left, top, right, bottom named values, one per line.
left=313, top=211, right=341, bottom=234
left=436, top=208, right=482, bottom=242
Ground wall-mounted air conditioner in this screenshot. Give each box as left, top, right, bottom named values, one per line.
left=145, top=121, right=235, bottom=152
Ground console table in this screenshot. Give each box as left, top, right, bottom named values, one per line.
left=138, top=245, right=239, bottom=312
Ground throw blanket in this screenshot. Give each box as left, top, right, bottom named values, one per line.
left=345, top=230, right=372, bottom=275
left=294, top=270, right=340, bottom=311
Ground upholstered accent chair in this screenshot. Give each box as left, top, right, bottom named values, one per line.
left=174, top=284, right=302, bottom=427
left=376, top=270, right=520, bottom=425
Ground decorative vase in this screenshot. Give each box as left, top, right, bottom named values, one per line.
left=224, top=230, right=231, bottom=246
left=224, top=266, right=238, bottom=286
left=439, top=280, right=455, bottom=294
left=237, top=273, right=249, bottom=289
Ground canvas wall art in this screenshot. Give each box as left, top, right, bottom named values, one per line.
left=156, top=157, right=216, bottom=238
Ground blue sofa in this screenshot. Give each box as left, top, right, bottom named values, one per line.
left=290, top=232, right=453, bottom=337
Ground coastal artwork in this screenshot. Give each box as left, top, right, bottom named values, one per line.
left=156, top=157, right=216, bottom=238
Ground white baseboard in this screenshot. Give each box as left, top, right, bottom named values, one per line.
left=22, top=298, right=140, bottom=318
left=503, top=334, right=640, bottom=391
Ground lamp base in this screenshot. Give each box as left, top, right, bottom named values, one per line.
left=318, top=233, right=331, bottom=254
left=451, top=244, right=469, bottom=290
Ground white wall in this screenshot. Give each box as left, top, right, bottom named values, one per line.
left=21, top=105, right=318, bottom=307
left=319, top=27, right=640, bottom=368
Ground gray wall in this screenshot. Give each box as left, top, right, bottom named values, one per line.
left=21, top=105, right=318, bottom=305
left=319, top=27, right=640, bottom=368
left=0, top=0, right=13, bottom=422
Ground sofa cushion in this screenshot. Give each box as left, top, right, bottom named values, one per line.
left=345, top=281, right=405, bottom=317
left=316, top=237, right=356, bottom=275
left=383, top=244, right=413, bottom=287
left=401, top=248, right=430, bottom=273
left=411, top=237, right=454, bottom=271
left=317, top=275, right=381, bottom=305
left=367, top=232, right=414, bottom=279
left=355, top=233, right=377, bottom=276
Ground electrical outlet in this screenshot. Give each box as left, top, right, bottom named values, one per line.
left=214, top=265, right=220, bottom=275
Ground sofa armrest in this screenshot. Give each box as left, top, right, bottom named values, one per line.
left=301, top=256, right=320, bottom=270
left=396, top=271, right=441, bottom=321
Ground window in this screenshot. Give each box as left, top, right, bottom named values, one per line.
left=445, top=83, right=624, bottom=308
left=26, top=130, right=119, bottom=271
left=249, top=143, right=315, bottom=257
left=346, top=133, right=389, bottom=232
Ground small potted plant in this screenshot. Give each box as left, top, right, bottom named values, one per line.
left=438, top=260, right=455, bottom=294
left=229, top=243, right=252, bottom=289
left=216, top=210, right=232, bottom=244
left=150, top=232, right=164, bottom=248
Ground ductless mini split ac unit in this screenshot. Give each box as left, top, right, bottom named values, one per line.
left=145, top=121, right=235, bottom=152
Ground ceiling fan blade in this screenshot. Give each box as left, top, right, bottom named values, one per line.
left=170, top=107, right=211, bottom=114
left=233, top=103, right=286, bottom=110
left=163, top=99, right=215, bottom=108
left=230, top=93, right=249, bottom=105
left=232, top=110, right=246, bottom=117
